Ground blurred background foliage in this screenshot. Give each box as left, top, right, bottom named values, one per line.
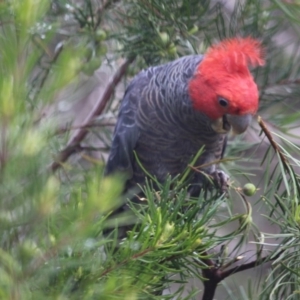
left=1, top=0, right=300, bottom=299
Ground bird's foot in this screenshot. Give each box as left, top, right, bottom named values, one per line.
left=211, top=170, right=229, bottom=194
left=187, top=170, right=229, bottom=197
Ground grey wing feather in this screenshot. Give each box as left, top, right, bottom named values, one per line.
left=105, top=81, right=140, bottom=178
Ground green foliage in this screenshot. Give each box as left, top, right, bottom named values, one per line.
left=1, top=0, right=300, bottom=299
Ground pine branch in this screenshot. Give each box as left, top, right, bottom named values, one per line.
left=257, top=115, right=290, bottom=172
left=31, top=42, right=64, bottom=104
left=50, top=56, right=135, bottom=172
left=54, top=122, right=115, bottom=136
left=220, top=252, right=282, bottom=279
left=201, top=251, right=283, bottom=300
left=99, top=247, right=155, bottom=277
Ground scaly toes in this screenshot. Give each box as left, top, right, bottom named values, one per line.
left=212, top=170, right=229, bottom=194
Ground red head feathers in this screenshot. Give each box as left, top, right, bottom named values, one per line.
left=189, top=37, right=265, bottom=120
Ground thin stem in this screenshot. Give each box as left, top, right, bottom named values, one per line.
left=257, top=115, right=290, bottom=172
left=54, top=122, right=115, bottom=136
left=95, top=0, right=120, bottom=28
left=32, top=43, right=64, bottom=104
left=99, top=247, right=154, bottom=277
left=51, top=56, right=135, bottom=172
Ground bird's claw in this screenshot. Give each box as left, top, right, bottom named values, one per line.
left=187, top=170, right=229, bottom=197
left=211, top=170, right=229, bottom=194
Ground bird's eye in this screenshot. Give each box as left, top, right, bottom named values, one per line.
left=218, top=97, right=228, bottom=107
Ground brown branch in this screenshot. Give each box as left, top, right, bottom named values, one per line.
left=201, top=249, right=284, bottom=300
left=194, top=251, right=221, bottom=300
left=278, top=78, right=300, bottom=85
left=219, top=255, right=243, bottom=272
left=51, top=56, right=135, bottom=172
left=201, top=265, right=222, bottom=300
left=257, top=115, right=290, bottom=172
left=220, top=251, right=283, bottom=279
left=54, top=122, right=115, bottom=135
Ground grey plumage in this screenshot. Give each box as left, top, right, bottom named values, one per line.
left=106, top=55, right=227, bottom=192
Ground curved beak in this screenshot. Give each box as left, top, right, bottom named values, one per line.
left=227, top=113, right=252, bottom=134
